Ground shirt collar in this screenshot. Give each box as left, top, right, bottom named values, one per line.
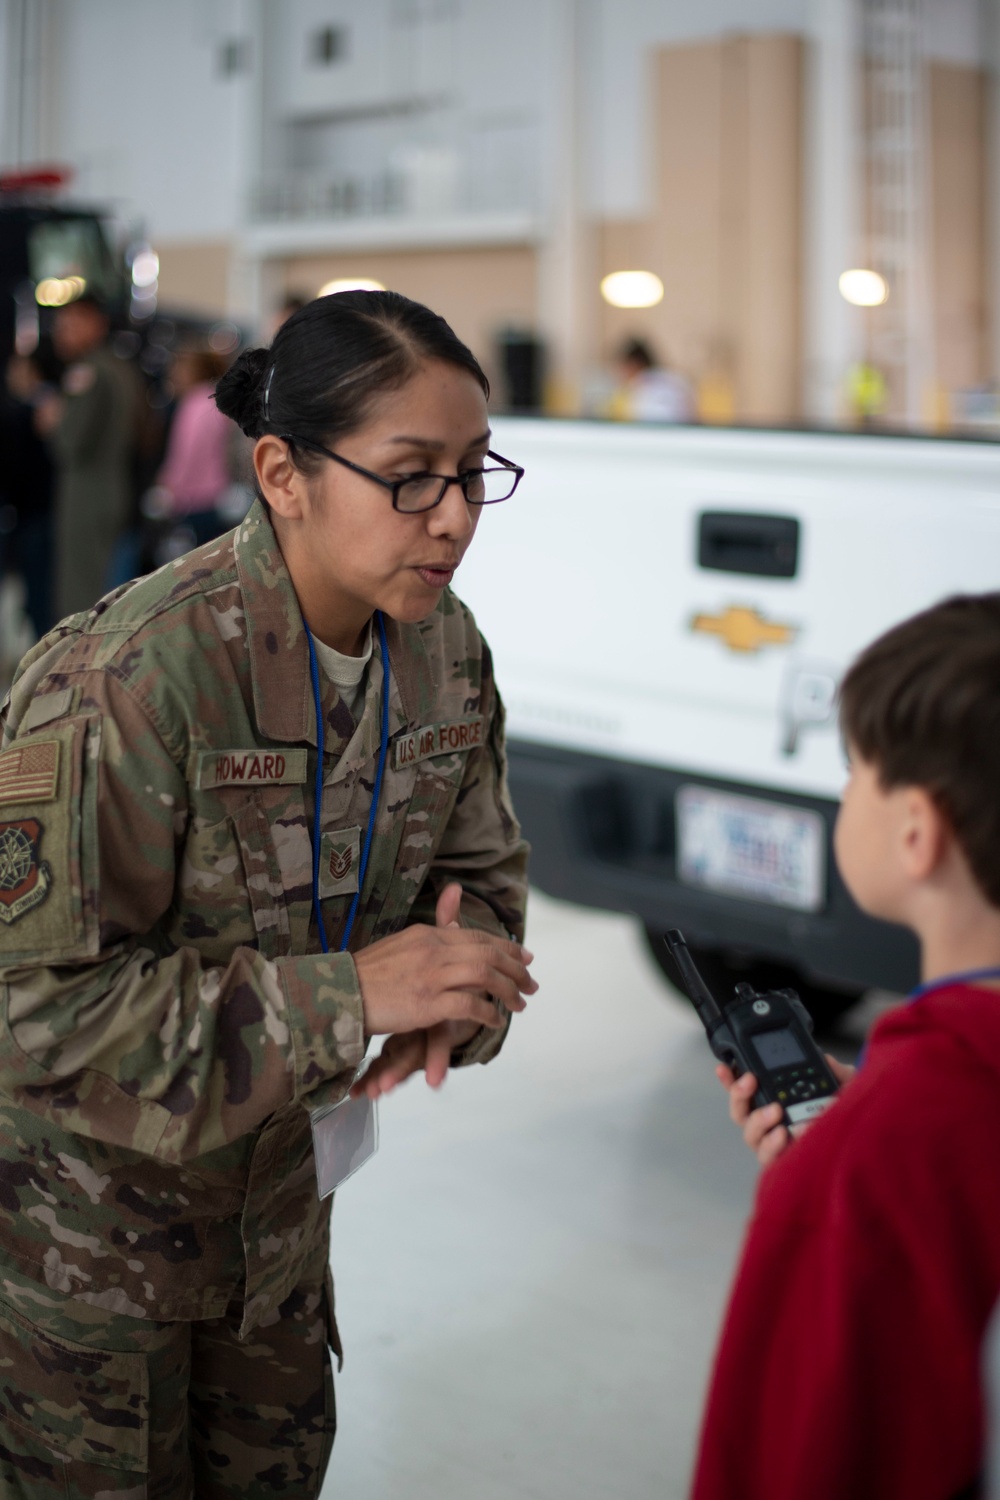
left=233, top=499, right=435, bottom=751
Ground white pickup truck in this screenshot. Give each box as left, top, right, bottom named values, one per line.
left=458, top=418, right=1000, bottom=1019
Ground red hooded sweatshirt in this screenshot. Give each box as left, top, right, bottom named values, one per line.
left=691, top=983, right=1000, bottom=1500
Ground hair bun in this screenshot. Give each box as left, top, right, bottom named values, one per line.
left=214, top=346, right=271, bottom=437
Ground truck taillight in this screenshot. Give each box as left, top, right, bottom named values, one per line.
left=0, top=165, right=73, bottom=195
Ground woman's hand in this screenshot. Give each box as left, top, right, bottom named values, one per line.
left=350, top=1021, right=476, bottom=1100
left=352, top=881, right=535, bottom=1043
left=716, top=1055, right=857, bottom=1167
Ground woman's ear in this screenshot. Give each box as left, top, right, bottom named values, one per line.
left=254, top=435, right=308, bottom=520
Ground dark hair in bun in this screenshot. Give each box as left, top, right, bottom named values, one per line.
left=214, top=346, right=270, bottom=438
left=214, top=290, right=489, bottom=463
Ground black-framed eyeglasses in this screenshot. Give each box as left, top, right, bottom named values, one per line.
left=280, top=433, right=525, bottom=514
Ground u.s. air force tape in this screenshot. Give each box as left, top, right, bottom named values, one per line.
left=393, top=716, right=485, bottom=770
left=195, top=748, right=308, bottom=790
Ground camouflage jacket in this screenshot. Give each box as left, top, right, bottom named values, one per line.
left=0, top=501, right=528, bottom=1332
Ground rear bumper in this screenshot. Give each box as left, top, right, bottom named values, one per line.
left=508, top=739, right=918, bottom=994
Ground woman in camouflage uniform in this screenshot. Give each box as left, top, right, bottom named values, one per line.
left=0, top=291, right=534, bottom=1498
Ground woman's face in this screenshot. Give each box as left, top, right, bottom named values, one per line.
left=265, top=359, right=491, bottom=641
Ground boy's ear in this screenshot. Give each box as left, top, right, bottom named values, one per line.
left=899, top=786, right=950, bottom=881
left=254, top=435, right=308, bottom=520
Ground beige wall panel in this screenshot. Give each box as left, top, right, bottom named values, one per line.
left=155, top=241, right=233, bottom=317
left=654, top=41, right=726, bottom=382
left=598, top=35, right=803, bottom=423
left=738, top=35, right=803, bottom=421
left=929, top=63, right=989, bottom=393
left=279, top=246, right=538, bottom=398
left=598, top=41, right=727, bottom=387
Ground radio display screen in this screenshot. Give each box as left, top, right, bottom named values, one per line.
left=753, top=1027, right=807, bottom=1070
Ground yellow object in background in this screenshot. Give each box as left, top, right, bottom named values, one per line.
left=543, top=377, right=581, bottom=418
left=606, top=387, right=633, bottom=421
left=846, top=362, right=887, bottom=422
left=697, top=373, right=735, bottom=426
left=923, top=382, right=951, bottom=433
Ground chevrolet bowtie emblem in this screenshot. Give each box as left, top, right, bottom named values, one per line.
left=690, top=605, right=797, bottom=654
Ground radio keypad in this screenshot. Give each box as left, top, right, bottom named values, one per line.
left=772, top=1063, right=832, bottom=1105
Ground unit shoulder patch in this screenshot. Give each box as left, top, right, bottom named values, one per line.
left=195, top=747, right=308, bottom=790
left=0, top=739, right=61, bottom=806
left=393, top=717, right=485, bottom=770
left=0, top=818, right=52, bottom=923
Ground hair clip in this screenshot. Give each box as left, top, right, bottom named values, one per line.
left=262, top=364, right=275, bottom=423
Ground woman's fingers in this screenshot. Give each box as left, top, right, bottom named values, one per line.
left=434, top=881, right=463, bottom=929
left=438, top=934, right=537, bottom=993
left=350, top=1034, right=426, bottom=1098
left=438, top=958, right=531, bottom=1012
left=355, top=923, right=535, bottom=1036
left=423, top=1024, right=455, bottom=1089
left=434, top=925, right=536, bottom=971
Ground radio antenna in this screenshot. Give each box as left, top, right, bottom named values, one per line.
left=663, top=930, right=724, bottom=1028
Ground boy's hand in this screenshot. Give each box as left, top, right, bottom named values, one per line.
left=715, top=1055, right=857, bottom=1167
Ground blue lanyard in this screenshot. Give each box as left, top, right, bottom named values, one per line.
left=857, top=965, right=1000, bottom=1069
left=907, top=966, right=1000, bottom=1002
left=304, top=611, right=390, bottom=955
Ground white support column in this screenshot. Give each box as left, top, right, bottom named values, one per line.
left=230, top=0, right=271, bottom=331
left=802, top=0, right=864, bottom=424
left=984, top=0, right=1000, bottom=387
left=0, top=0, right=62, bottom=172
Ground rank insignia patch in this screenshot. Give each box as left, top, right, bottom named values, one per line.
left=319, top=827, right=361, bottom=899
left=0, top=819, right=52, bottom=923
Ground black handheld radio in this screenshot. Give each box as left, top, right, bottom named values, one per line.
left=663, top=930, right=839, bottom=1126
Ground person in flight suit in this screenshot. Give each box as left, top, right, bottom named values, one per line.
left=0, top=290, right=534, bottom=1498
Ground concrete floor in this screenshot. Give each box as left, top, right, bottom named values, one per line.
left=323, top=892, right=770, bottom=1499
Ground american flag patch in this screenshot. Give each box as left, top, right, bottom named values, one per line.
left=0, top=740, right=61, bottom=806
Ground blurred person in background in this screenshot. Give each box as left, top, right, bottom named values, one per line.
left=612, top=336, right=694, bottom=423
left=0, top=354, right=55, bottom=640
left=265, top=290, right=310, bottom=342
left=143, top=344, right=238, bottom=555
left=35, top=292, right=137, bottom=619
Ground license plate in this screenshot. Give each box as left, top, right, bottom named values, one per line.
left=676, top=785, right=826, bottom=912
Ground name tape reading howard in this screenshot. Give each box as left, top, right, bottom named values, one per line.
left=195, top=748, right=309, bottom=790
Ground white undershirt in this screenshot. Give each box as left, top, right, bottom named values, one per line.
left=311, top=620, right=373, bottom=719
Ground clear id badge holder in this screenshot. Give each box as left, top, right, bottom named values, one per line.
left=310, top=1079, right=379, bottom=1200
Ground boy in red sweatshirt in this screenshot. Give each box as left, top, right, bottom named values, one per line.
left=692, top=593, right=1000, bottom=1500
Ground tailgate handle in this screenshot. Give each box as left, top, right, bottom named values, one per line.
left=697, top=512, right=800, bottom=579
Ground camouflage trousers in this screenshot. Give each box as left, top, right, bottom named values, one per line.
left=0, top=1233, right=339, bottom=1499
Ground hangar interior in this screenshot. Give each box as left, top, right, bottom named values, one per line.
left=3, top=0, right=996, bottom=430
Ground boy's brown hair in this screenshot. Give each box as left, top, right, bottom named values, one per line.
left=839, top=593, right=1000, bottom=909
